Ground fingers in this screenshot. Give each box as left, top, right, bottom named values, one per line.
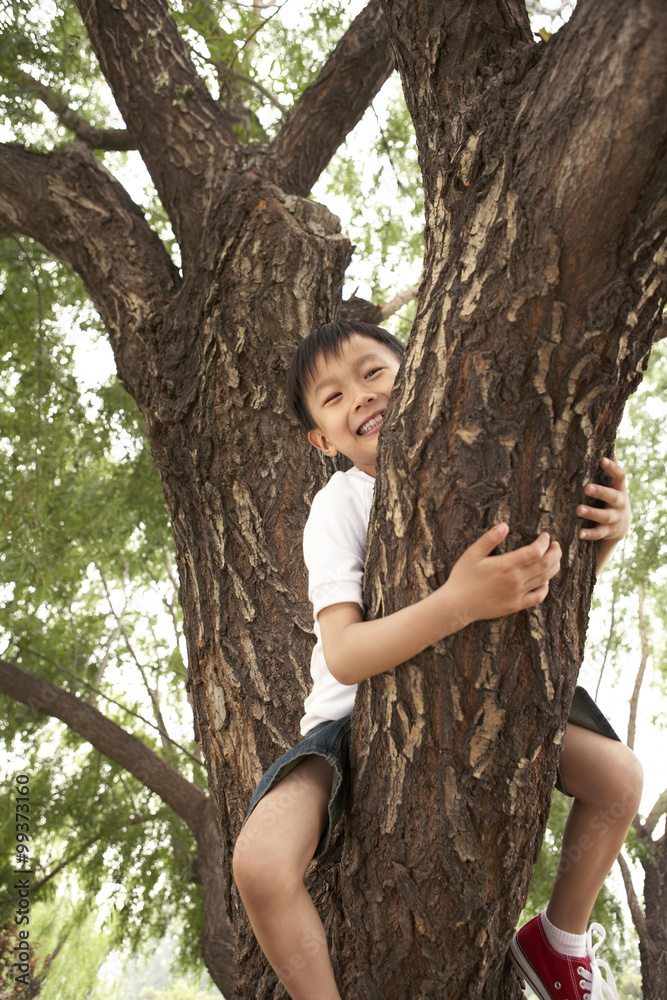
left=579, top=524, right=610, bottom=541
left=579, top=454, right=630, bottom=541
left=498, top=530, right=554, bottom=569
left=582, top=455, right=626, bottom=498
left=583, top=482, right=619, bottom=507
left=501, top=542, right=560, bottom=612
left=577, top=501, right=613, bottom=526
left=468, top=521, right=510, bottom=558
left=578, top=500, right=621, bottom=539
left=601, top=453, right=626, bottom=485
left=520, top=582, right=551, bottom=610
left=489, top=535, right=561, bottom=596
left=472, top=528, right=560, bottom=576
left=518, top=541, right=562, bottom=590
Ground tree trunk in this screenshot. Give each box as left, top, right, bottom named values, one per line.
left=334, top=1, right=667, bottom=996
left=641, top=836, right=667, bottom=1000
left=148, top=172, right=355, bottom=967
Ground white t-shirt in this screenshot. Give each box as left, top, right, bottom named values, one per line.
left=300, top=466, right=374, bottom=735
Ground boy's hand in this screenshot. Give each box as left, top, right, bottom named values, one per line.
left=577, top=454, right=631, bottom=542
left=577, top=454, right=631, bottom=572
left=444, top=523, right=562, bottom=629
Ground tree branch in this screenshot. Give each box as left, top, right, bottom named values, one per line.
left=627, top=584, right=650, bottom=750
left=225, top=66, right=289, bottom=116
left=522, top=0, right=667, bottom=317
left=17, top=642, right=202, bottom=768
left=380, top=0, right=533, bottom=144
left=0, top=140, right=180, bottom=398
left=643, top=788, right=667, bottom=838
left=617, top=850, right=654, bottom=955
left=14, top=70, right=136, bottom=151
left=268, top=0, right=394, bottom=196
left=73, top=0, right=238, bottom=254
left=340, top=283, right=419, bottom=324
left=0, top=656, right=204, bottom=835
left=0, top=655, right=240, bottom=993
left=594, top=572, right=620, bottom=700
left=96, top=564, right=174, bottom=749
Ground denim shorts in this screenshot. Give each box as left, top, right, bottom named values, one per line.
left=242, top=715, right=351, bottom=860
left=242, top=687, right=618, bottom=859
left=556, top=685, right=621, bottom=795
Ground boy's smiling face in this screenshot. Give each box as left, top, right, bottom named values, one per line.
left=304, top=333, right=401, bottom=477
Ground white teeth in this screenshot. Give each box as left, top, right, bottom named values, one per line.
left=358, top=413, right=383, bottom=435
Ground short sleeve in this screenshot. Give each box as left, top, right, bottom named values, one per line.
left=303, top=472, right=371, bottom=619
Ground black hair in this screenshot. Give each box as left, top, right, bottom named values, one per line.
left=286, top=321, right=405, bottom=432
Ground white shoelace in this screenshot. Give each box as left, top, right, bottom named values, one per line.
left=577, top=923, right=619, bottom=1000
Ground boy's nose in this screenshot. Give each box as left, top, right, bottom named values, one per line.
left=355, top=389, right=376, bottom=408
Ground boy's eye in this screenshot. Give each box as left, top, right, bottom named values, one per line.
left=365, top=368, right=381, bottom=378
left=324, top=391, right=341, bottom=404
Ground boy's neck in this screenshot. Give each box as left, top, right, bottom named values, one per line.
left=352, top=462, right=376, bottom=479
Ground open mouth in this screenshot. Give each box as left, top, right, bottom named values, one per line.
left=357, top=412, right=384, bottom=436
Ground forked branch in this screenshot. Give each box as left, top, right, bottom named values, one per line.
left=0, top=140, right=180, bottom=388
left=14, top=70, right=136, bottom=150
left=269, top=0, right=394, bottom=196
left=0, top=656, right=204, bottom=833
left=73, top=0, right=239, bottom=252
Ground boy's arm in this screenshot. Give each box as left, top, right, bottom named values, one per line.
left=319, top=523, right=561, bottom=686
left=577, top=455, right=631, bottom=573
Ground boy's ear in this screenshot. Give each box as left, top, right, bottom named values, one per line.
left=307, top=428, right=338, bottom=457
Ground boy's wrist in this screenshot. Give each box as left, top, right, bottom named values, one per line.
left=433, top=581, right=473, bottom=637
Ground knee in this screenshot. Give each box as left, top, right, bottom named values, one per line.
left=233, top=826, right=300, bottom=909
left=597, top=743, right=643, bottom=817
left=615, top=744, right=643, bottom=813
left=233, top=827, right=267, bottom=901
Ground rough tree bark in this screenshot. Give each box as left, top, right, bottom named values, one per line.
left=335, top=1, right=667, bottom=997
left=638, top=818, right=667, bottom=1000
left=1, top=1, right=666, bottom=997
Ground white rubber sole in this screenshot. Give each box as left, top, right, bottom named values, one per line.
left=509, top=935, right=553, bottom=1000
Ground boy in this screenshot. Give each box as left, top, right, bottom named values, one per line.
left=233, top=322, right=641, bottom=1000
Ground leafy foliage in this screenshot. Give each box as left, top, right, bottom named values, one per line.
left=21, top=898, right=123, bottom=1000
left=0, top=0, right=426, bottom=311
left=0, top=235, right=205, bottom=981
left=0, top=0, right=118, bottom=148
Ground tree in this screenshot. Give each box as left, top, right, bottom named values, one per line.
left=516, top=340, right=667, bottom=996
left=1, top=2, right=666, bottom=999
left=333, top=5, right=666, bottom=993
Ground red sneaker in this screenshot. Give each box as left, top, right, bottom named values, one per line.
left=509, top=913, right=618, bottom=1000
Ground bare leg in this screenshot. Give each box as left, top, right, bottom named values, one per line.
left=547, top=723, right=643, bottom=934
left=233, top=755, right=341, bottom=1000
